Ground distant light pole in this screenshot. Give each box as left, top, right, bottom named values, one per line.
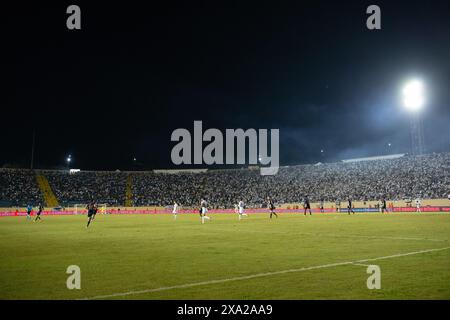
left=66, top=155, right=72, bottom=168
left=30, top=129, right=36, bottom=170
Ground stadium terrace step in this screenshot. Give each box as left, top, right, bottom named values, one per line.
left=36, top=173, right=60, bottom=207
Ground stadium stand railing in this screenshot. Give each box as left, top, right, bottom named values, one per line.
left=35, top=173, right=60, bottom=207
left=125, top=174, right=133, bottom=207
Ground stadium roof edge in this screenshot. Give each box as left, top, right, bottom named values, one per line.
left=341, top=154, right=405, bottom=163
left=3, top=152, right=449, bottom=172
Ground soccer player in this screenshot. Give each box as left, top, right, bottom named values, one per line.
left=34, top=203, right=43, bottom=222
left=86, top=202, right=95, bottom=228
left=92, top=202, right=98, bottom=220
left=303, top=195, right=312, bottom=215
left=238, top=200, right=248, bottom=220
left=335, top=199, right=341, bottom=213
left=347, top=198, right=355, bottom=215
left=319, top=198, right=325, bottom=213
left=267, top=196, right=277, bottom=219
left=200, top=199, right=211, bottom=224
left=415, top=198, right=421, bottom=212
left=26, top=204, right=32, bottom=220
left=381, top=197, right=388, bottom=213
left=172, top=201, right=179, bottom=220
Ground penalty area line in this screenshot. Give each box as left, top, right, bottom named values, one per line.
left=79, top=246, right=450, bottom=300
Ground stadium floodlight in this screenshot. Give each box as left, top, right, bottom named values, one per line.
left=402, top=80, right=425, bottom=112
left=402, top=79, right=426, bottom=155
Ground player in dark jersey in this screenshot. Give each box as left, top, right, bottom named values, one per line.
left=319, top=198, right=324, bottom=213
left=267, top=196, right=277, bottom=219
left=86, top=202, right=96, bottom=228
left=381, top=198, right=388, bottom=213
left=347, top=198, right=355, bottom=215
left=92, top=203, right=98, bottom=220
left=34, top=203, right=43, bottom=222
left=303, top=195, right=312, bottom=215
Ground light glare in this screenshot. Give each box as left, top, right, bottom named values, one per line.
left=402, top=80, right=425, bottom=112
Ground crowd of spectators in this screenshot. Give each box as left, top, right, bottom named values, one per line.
left=44, top=171, right=127, bottom=206
left=1, top=152, right=449, bottom=207
left=132, top=152, right=450, bottom=207
left=0, top=169, right=44, bottom=206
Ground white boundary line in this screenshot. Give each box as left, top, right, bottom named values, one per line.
left=79, top=246, right=450, bottom=300
left=352, top=263, right=371, bottom=267
left=202, top=228, right=447, bottom=242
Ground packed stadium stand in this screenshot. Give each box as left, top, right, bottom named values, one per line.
left=44, top=170, right=127, bottom=206
left=0, top=152, right=449, bottom=208
left=0, top=169, right=44, bottom=207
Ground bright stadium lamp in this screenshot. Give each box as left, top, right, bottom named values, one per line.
left=402, top=80, right=425, bottom=112
left=401, top=79, right=426, bottom=155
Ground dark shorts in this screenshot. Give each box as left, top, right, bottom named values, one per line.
left=88, top=210, right=94, bottom=217
left=305, top=204, right=311, bottom=209
left=37, top=211, right=42, bottom=216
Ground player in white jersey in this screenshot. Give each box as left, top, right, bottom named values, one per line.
left=415, top=198, right=421, bottom=212
left=172, top=202, right=179, bottom=220
left=238, top=200, right=248, bottom=220
left=200, top=199, right=211, bottom=224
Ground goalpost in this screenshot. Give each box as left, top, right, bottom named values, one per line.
left=98, top=203, right=108, bottom=214
left=74, top=204, right=86, bottom=215
left=74, top=203, right=108, bottom=214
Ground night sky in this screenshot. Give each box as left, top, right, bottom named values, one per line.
left=5, top=0, right=450, bottom=170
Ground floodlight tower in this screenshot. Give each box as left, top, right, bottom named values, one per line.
left=402, top=80, right=426, bottom=155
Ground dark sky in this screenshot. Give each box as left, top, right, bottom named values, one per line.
left=4, top=0, right=450, bottom=170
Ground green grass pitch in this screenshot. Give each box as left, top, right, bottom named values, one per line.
left=0, top=212, right=449, bottom=299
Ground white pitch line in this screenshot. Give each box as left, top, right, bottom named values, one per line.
left=203, top=228, right=447, bottom=242
left=79, top=246, right=450, bottom=300
left=352, top=263, right=371, bottom=267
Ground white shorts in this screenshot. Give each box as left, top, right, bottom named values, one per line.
left=201, top=207, right=208, bottom=215
left=239, top=207, right=244, bottom=214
